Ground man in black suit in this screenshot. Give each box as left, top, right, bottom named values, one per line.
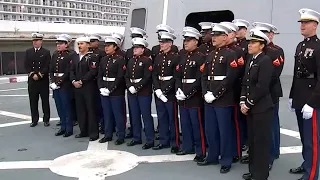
left=24, top=32, right=51, bottom=127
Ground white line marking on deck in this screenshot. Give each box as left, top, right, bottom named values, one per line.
left=0, top=94, right=52, bottom=97
left=280, top=128, right=301, bottom=139
left=0, top=160, right=52, bottom=170
left=0, top=88, right=27, bottom=92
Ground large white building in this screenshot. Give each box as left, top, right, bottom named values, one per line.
left=0, top=0, right=131, bottom=26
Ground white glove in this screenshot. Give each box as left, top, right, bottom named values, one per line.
left=50, top=83, right=59, bottom=90
left=159, top=94, right=168, bottom=103
left=175, top=94, right=185, bottom=101
left=155, top=89, right=163, bottom=98
left=104, top=88, right=110, bottom=95
left=129, top=86, right=137, bottom=94
left=100, top=88, right=110, bottom=96
left=204, top=91, right=216, bottom=103
left=302, top=104, right=313, bottom=119
left=177, top=88, right=186, bottom=99
left=288, top=98, right=295, bottom=112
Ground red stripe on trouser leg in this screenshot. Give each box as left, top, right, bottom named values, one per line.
left=197, top=108, right=206, bottom=155
left=309, top=110, right=318, bottom=180
left=174, top=102, right=180, bottom=147
left=234, top=105, right=241, bottom=157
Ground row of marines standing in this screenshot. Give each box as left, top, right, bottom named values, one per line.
left=24, top=7, right=320, bottom=180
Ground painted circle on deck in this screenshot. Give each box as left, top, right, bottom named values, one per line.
left=49, top=150, right=139, bottom=178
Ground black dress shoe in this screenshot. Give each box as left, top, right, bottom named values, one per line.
left=98, top=137, right=112, bottom=143
left=63, top=132, right=73, bottom=137
left=56, top=121, right=61, bottom=126
left=242, top=173, right=252, bottom=180
left=89, top=137, right=99, bottom=141
left=125, top=133, right=133, bottom=139
left=233, top=156, right=240, bottom=163
left=155, top=128, right=159, bottom=133
left=242, top=145, right=249, bottom=151
left=171, top=147, right=179, bottom=154
left=30, top=122, right=38, bottom=127
left=142, top=143, right=154, bottom=150
left=220, top=166, right=231, bottom=173
left=289, top=166, right=305, bottom=174
left=297, top=178, right=305, bottom=180
left=176, top=150, right=195, bottom=156
left=114, top=139, right=124, bottom=145
left=197, top=159, right=219, bottom=166
left=73, top=121, right=78, bottom=126
left=152, top=144, right=170, bottom=150
left=269, top=164, right=273, bottom=171
left=75, top=134, right=88, bottom=138
left=44, top=122, right=50, bottom=127
left=55, top=130, right=65, bottom=136
left=127, top=140, right=142, bottom=146
left=240, top=155, right=250, bottom=164
left=193, top=155, right=205, bottom=163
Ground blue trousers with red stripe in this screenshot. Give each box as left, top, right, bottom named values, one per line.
left=296, top=109, right=320, bottom=180
left=205, top=105, right=234, bottom=166
left=155, top=100, right=180, bottom=147
left=180, top=107, right=206, bottom=156
left=232, top=106, right=242, bottom=158
left=100, top=96, right=126, bottom=140
left=270, top=103, right=280, bottom=165
left=128, top=95, right=154, bottom=144
left=53, top=88, right=73, bottom=133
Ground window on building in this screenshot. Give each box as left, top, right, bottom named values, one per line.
left=130, top=8, right=146, bottom=29
left=12, top=6, right=16, bottom=12
left=1, top=52, right=15, bottom=75
left=27, top=7, right=32, bottom=13
left=12, top=15, right=16, bottom=20
left=3, top=5, right=8, bottom=11
left=42, top=8, right=46, bottom=14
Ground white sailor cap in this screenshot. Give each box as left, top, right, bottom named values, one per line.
left=248, top=28, right=270, bottom=45
left=131, top=37, right=148, bottom=47
left=89, top=34, right=102, bottom=41
left=158, top=32, right=176, bottom=42
left=220, top=22, right=239, bottom=32
left=182, top=27, right=201, bottom=40
left=252, top=22, right=278, bottom=33
left=199, top=22, right=214, bottom=31
left=232, top=19, right=250, bottom=28
left=299, top=8, right=320, bottom=23
left=156, top=24, right=174, bottom=33
left=56, top=34, right=72, bottom=43
left=130, top=27, right=147, bottom=36
left=211, top=23, right=232, bottom=35
left=76, top=36, right=90, bottom=43
left=111, top=32, right=124, bottom=42
left=31, top=32, right=44, bottom=40
left=104, top=36, right=120, bottom=45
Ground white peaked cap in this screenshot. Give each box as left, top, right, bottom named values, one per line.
left=252, top=22, right=278, bottom=33
left=159, top=32, right=176, bottom=41
left=89, top=34, right=102, bottom=41
left=232, top=19, right=250, bottom=28
left=220, top=22, right=239, bottom=32
left=112, top=32, right=124, bottom=41
left=31, top=32, right=44, bottom=39
left=211, top=23, right=233, bottom=34
left=156, top=24, right=174, bottom=33
left=76, top=36, right=90, bottom=43
left=249, top=28, right=271, bottom=45
left=104, top=36, right=120, bottom=45
left=131, top=37, right=148, bottom=47
left=56, top=34, right=72, bottom=42
left=182, top=27, right=201, bottom=40
left=199, top=22, right=214, bottom=30
left=130, top=27, right=147, bottom=36
left=299, top=8, right=320, bottom=23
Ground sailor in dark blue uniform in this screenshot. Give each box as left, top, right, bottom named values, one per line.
left=197, top=23, right=239, bottom=174
left=98, top=36, right=127, bottom=145
left=125, top=37, right=155, bottom=149
left=252, top=21, right=285, bottom=169
left=198, top=22, right=215, bottom=55
left=152, top=32, right=180, bottom=153
left=50, top=34, right=76, bottom=137
left=289, top=8, right=320, bottom=180
left=175, top=27, right=206, bottom=163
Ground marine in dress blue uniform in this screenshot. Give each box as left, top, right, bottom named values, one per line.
left=241, top=29, right=274, bottom=180
left=125, top=37, right=155, bottom=149
left=289, top=8, right=320, bottom=180
left=98, top=36, right=127, bottom=145
left=24, top=32, right=51, bottom=127
left=112, top=32, right=126, bottom=57
left=252, top=21, right=285, bottom=169
left=152, top=32, right=180, bottom=153
left=70, top=36, right=99, bottom=141
left=198, top=22, right=215, bottom=56
left=197, top=23, right=239, bottom=174
left=50, top=34, right=76, bottom=137
left=175, top=27, right=206, bottom=163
